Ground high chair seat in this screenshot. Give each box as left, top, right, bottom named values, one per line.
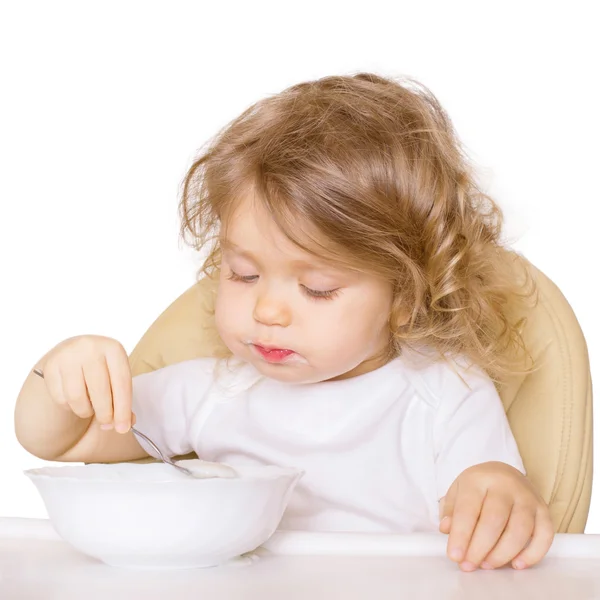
left=128, top=254, right=593, bottom=533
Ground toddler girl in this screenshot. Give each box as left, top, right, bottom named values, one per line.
left=15, top=73, right=553, bottom=572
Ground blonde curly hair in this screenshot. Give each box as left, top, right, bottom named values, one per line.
left=180, top=73, right=535, bottom=381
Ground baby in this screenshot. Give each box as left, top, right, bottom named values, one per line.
left=15, top=73, right=553, bottom=572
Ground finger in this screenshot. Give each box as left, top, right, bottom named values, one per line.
left=440, top=489, right=455, bottom=521
left=438, top=480, right=459, bottom=525
left=106, top=345, right=133, bottom=433
left=447, top=485, right=486, bottom=564
left=480, top=504, right=535, bottom=569
left=60, top=365, right=95, bottom=419
left=83, top=357, right=114, bottom=426
left=438, top=496, right=446, bottom=519
left=511, top=507, right=555, bottom=570
left=439, top=516, right=452, bottom=534
left=42, top=363, right=70, bottom=411
left=438, top=496, right=452, bottom=533
left=462, top=493, right=512, bottom=568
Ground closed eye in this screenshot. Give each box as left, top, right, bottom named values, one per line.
left=227, top=270, right=258, bottom=283
left=228, top=271, right=340, bottom=300
left=301, top=285, right=341, bottom=300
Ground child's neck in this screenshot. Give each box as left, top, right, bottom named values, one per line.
left=326, top=350, right=394, bottom=382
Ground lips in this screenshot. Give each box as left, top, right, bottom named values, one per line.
left=252, top=344, right=296, bottom=364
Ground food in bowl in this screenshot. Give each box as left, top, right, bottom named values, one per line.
left=25, top=460, right=302, bottom=569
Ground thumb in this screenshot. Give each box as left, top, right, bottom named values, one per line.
left=439, top=481, right=458, bottom=533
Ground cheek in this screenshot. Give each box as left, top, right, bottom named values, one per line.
left=314, top=293, right=390, bottom=351
left=363, top=286, right=393, bottom=331
left=300, top=303, right=368, bottom=349
left=214, top=284, right=244, bottom=338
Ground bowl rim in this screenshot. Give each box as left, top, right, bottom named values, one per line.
left=23, top=462, right=304, bottom=485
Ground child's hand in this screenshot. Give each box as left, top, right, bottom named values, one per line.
left=439, top=461, right=554, bottom=571
left=40, top=335, right=134, bottom=433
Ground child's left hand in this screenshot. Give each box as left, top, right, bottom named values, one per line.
left=439, top=461, right=554, bottom=572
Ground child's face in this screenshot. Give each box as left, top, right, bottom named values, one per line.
left=215, top=196, right=394, bottom=383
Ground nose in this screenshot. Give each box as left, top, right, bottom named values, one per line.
left=253, top=287, right=292, bottom=327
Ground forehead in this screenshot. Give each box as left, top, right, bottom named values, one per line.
left=221, top=193, right=338, bottom=268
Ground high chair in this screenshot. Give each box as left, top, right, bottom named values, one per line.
left=127, top=254, right=593, bottom=533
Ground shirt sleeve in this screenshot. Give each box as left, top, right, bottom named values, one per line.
left=131, top=358, right=216, bottom=459
left=432, top=363, right=526, bottom=500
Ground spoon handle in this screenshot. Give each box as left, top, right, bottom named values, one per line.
left=129, top=427, right=163, bottom=458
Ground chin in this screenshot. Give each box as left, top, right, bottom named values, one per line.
left=250, top=362, right=307, bottom=383
left=248, top=359, right=330, bottom=384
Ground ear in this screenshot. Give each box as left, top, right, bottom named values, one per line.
left=388, top=298, right=412, bottom=334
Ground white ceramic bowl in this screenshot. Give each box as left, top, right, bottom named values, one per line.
left=25, top=460, right=302, bottom=569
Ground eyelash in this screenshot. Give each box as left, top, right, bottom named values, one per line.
left=227, top=271, right=340, bottom=301
left=227, top=271, right=258, bottom=284
left=302, top=286, right=340, bottom=301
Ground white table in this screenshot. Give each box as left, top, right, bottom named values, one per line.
left=1, top=518, right=599, bottom=599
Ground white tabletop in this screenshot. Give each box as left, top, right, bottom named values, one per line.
left=1, top=518, right=600, bottom=599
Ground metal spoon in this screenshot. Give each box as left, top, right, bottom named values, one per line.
left=126, top=427, right=196, bottom=477
left=32, top=367, right=195, bottom=478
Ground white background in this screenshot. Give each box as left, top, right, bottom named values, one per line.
left=1, top=1, right=598, bottom=530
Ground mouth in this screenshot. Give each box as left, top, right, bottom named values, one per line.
left=249, top=343, right=298, bottom=364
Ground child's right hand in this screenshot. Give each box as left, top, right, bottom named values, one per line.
left=40, top=335, right=134, bottom=433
